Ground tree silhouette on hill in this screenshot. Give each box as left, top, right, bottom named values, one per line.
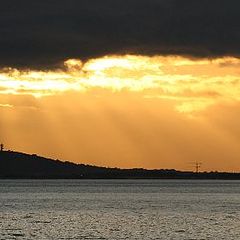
left=0, top=150, right=240, bottom=179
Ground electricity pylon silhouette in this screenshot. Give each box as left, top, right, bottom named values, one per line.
left=188, top=161, right=202, bottom=173
left=194, top=162, right=202, bottom=173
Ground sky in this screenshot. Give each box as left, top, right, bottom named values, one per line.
left=1, top=0, right=240, bottom=171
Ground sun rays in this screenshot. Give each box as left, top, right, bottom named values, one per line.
left=1, top=55, right=240, bottom=170
left=0, top=55, right=240, bottom=115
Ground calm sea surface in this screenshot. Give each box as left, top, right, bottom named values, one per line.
left=0, top=179, right=239, bottom=239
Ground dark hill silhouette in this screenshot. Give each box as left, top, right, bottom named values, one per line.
left=0, top=150, right=240, bottom=179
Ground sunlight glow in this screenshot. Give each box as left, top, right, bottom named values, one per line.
left=1, top=55, right=240, bottom=114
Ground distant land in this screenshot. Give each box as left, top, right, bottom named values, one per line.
left=0, top=150, right=240, bottom=179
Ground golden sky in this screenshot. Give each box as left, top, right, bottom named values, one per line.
left=1, top=55, right=240, bottom=171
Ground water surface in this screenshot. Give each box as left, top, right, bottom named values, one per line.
left=0, top=179, right=239, bottom=239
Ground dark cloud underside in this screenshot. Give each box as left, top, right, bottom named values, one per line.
left=0, top=0, right=239, bottom=68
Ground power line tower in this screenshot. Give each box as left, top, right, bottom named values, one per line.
left=0, top=143, right=4, bottom=151
left=188, top=161, right=202, bottom=173
left=194, top=162, right=202, bottom=173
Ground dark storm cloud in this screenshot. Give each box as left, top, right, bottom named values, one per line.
left=0, top=0, right=240, bottom=69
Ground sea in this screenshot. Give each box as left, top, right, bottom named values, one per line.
left=0, top=179, right=239, bottom=240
